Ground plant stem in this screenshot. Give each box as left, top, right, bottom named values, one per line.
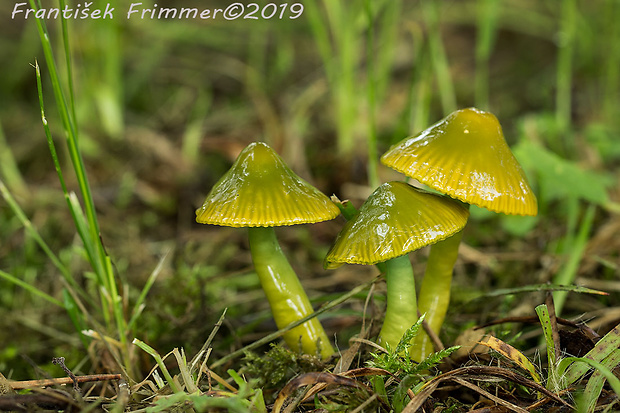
left=248, top=227, right=334, bottom=358
left=475, top=0, right=500, bottom=110
left=413, top=229, right=464, bottom=361
left=379, top=254, right=417, bottom=351
left=422, top=0, right=456, bottom=116
left=555, top=0, right=576, bottom=154
left=364, top=0, right=379, bottom=189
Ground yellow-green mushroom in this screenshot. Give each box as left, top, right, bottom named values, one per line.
left=196, top=142, right=339, bottom=358
left=324, top=182, right=469, bottom=351
left=381, top=108, right=538, bottom=360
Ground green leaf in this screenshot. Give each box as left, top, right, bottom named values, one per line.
left=535, top=305, right=560, bottom=390
left=513, top=140, right=612, bottom=205
left=562, top=323, right=620, bottom=385
left=582, top=349, right=620, bottom=413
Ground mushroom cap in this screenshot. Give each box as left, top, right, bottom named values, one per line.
left=196, top=142, right=340, bottom=227
left=324, top=181, right=469, bottom=269
left=381, top=108, right=538, bottom=216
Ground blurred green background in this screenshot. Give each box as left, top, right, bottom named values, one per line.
left=0, top=0, right=619, bottom=381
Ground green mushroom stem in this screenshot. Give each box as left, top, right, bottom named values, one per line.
left=412, top=229, right=464, bottom=361
left=379, top=254, right=417, bottom=351
left=248, top=226, right=334, bottom=359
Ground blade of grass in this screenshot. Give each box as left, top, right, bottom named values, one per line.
left=558, top=356, right=620, bottom=395
left=58, top=0, right=77, bottom=130
left=0, top=122, right=27, bottom=196
left=535, top=304, right=560, bottom=390
left=30, top=1, right=133, bottom=375
left=582, top=349, right=620, bottom=413
left=475, top=0, right=501, bottom=109
left=34, top=60, right=104, bottom=296
left=173, top=348, right=199, bottom=393
left=409, top=33, right=432, bottom=134
left=562, top=323, right=620, bottom=385
left=553, top=203, right=596, bottom=315
left=126, top=249, right=171, bottom=332
left=62, top=289, right=89, bottom=349
left=189, top=309, right=227, bottom=373
left=372, top=0, right=402, bottom=103
left=30, top=0, right=107, bottom=281
left=305, top=1, right=363, bottom=158
left=0, top=179, right=89, bottom=302
left=422, top=0, right=456, bottom=116
left=364, top=0, right=379, bottom=188
left=603, top=0, right=620, bottom=121
left=555, top=0, right=577, bottom=154
left=0, top=269, right=63, bottom=307
left=132, top=339, right=182, bottom=393
left=473, top=282, right=608, bottom=299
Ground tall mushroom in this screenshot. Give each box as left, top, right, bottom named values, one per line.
left=196, top=142, right=339, bottom=358
left=381, top=107, right=537, bottom=359
left=324, top=181, right=469, bottom=351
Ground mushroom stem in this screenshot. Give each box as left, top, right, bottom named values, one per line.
left=379, top=254, right=417, bottom=351
left=248, top=226, right=334, bottom=358
left=412, top=229, right=464, bottom=361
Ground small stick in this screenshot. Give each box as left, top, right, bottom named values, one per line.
left=9, top=374, right=122, bottom=390
left=52, top=357, right=80, bottom=394
left=418, top=310, right=444, bottom=352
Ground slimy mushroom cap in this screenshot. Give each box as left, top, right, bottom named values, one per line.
left=196, top=142, right=340, bottom=227
left=381, top=108, right=538, bottom=216
left=324, top=181, right=469, bottom=269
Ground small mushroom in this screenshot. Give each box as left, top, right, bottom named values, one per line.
left=381, top=108, right=537, bottom=359
left=196, top=142, right=339, bottom=358
left=324, top=181, right=469, bottom=350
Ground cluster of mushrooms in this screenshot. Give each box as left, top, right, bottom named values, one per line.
left=196, top=108, right=538, bottom=361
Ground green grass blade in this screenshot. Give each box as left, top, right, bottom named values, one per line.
left=35, top=56, right=106, bottom=290
left=535, top=304, right=558, bottom=390
left=127, top=249, right=170, bottom=332
left=475, top=0, right=500, bottom=109
left=558, top=356, right=620, bottom=396
left=62, top=289, right=89, bottom=349
left=0, top=122, right=27, bottom=195
left=58, top=0, right=77, bottom=130
left=555, top=0, right=577, bottom=144
left=582, top=349, right=620, bottom=413
left=0, top=179, right=90, bottom=302
left=29, top=0, right=107, bottom=280
left=132, top=338, right=181, bottom=393
left=474, top=283, right=608, bottom=300
left=422, top=0, right=456, bottom=115
left=562, top=323, right=620, bottom=385
left=603, top=0, right=620, bottom=120
left=553, top=203, right=596, bottom=314
left=174, top=348, right=198, bottom=393
left=364, top=0, right=379, bottom=189
left=393, top=375, right=418, bottom=413
left=30, top=7, right=133, bottom=376
left=0, top=269, right=63, bottom=307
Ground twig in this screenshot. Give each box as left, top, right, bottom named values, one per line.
left=52, top=357, right=80, bottom=394
left=418, top=310, right=444, bottom=352
left=9, top=374, right=122, bottom=390
left=452, top=377, right=528, bottom=413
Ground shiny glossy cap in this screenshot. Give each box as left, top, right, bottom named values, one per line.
left=381, top=108, right=538, bottom=216
left=196, top=142, right=340, bottom=227
left=324, top=182, right=469, bottom=268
